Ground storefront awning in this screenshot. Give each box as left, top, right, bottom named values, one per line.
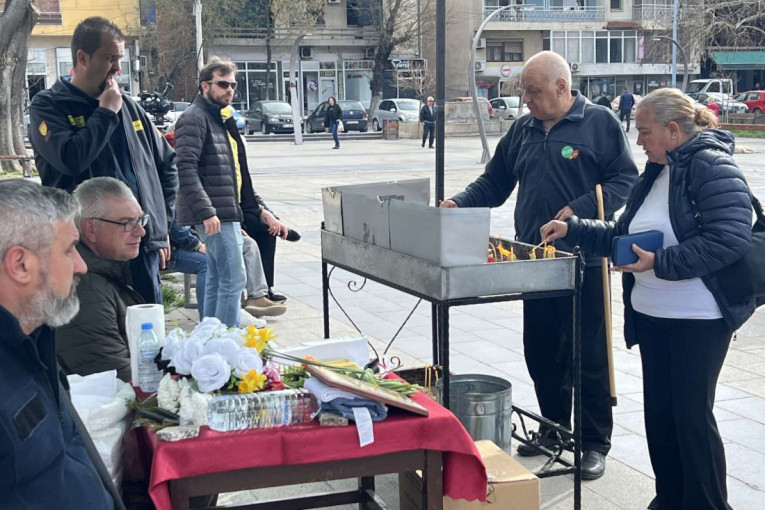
left=710, top=51, right=765, bottom=70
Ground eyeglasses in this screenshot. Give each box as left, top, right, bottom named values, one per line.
left=92, top=214, right=149, bottom=232
left=208, top=80, right=238, bottom=90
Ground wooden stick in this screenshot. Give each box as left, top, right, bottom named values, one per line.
left=596, top=184, right=618, bottom=405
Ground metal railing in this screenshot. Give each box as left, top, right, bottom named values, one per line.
left=485, top=5, right=605, bottom=23
left=632, top=3, right=673, bottom=22
left=213, top=25, right=380, bottom=41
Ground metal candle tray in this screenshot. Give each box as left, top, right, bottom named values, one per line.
left=322, top=231, right=578, bottom=301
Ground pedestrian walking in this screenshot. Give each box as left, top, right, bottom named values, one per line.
left=420, top=96, right=436, bottom=148
left=441, top=51, right=638, bottom=480
left=29, top=16, right=177, bottom=305
left=619, top=87, right=635, bottom=132
left=325, top=96, right=343, bottom=149
left=541, top=87, right=755, bottom=509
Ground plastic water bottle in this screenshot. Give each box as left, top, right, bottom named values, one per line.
left=207, top=389, right=319, bottom=432
left=137, top=322, right=162, bottom=393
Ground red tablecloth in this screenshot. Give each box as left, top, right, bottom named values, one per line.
left=144, top=391, right=487, bottom=509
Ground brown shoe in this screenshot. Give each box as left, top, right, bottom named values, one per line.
left=244, top=296, right=287, bottom=317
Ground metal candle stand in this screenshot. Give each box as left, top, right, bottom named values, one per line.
left=321, top=226, right=585, bottom=510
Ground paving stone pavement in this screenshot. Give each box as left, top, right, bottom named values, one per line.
left=165, top=132, right=765, bottom=509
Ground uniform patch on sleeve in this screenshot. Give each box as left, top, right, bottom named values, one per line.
left=13, top=393, right=48, bottom=441
left=38, top=120, right=48, bottom=137
left=133, top=120, right=144, bottom=132
left=67, top=115, right=85, bottom=128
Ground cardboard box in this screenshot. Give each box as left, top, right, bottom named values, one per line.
left=399, top=440, right=540, bottom=510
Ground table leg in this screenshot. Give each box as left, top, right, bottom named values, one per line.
left=169, top=479, right=191, bottom=510
left=322, top=261, right=330, bottom=338
left=423, top=450, right=444, bottom=510
left=358, top=476, right=375, bottom=510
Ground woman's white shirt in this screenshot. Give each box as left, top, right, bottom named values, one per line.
left=628, top=165, right=723, bottom=319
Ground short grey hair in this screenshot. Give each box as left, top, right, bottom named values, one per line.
left=637, top=88, right=718, bottom=135
left=525, top=51, right=572, bottom=91
left=0, top=180, right=79, bottom=259
left=73, top=177, right=137, bottom=230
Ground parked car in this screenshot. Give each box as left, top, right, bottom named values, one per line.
left=162, top=101, right=190, bottom=131
left=445, top=97, right=492, bottom=122
left=305, top=100, right=368, bottom=133
left=243, top=100, right=298, bottom=134
left=231, top=108, right=246, bottom=134
left=696, top=92, right=748, bottom=114
left=371, top=98, right=421, bottom=131
left=489, top=97, right=529, bottom=119
left=735, top=90, right=765, bottom=114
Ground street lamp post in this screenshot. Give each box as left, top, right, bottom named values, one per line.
left=652, top=36, right=688, bottom=93
left=289, top=34, right=310, bottom=145
left=470, top=5, right=529, bottom=164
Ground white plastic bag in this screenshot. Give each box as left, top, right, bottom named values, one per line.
left=68, top=371, right=136, bottom=490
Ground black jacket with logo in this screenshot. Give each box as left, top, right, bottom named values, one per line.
left=175, top=95, right=267, bottom=227
left=29, top=80, right=177, bottom=251
left=451, top=91, right=639, bottom=265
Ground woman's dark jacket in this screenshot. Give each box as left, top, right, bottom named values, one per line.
left=325, top=104, right=343, bottom=126
left=565, top=129, right=755, bottom=347
left=175, top=95, right=267, bottom=226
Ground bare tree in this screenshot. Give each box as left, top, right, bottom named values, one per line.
left=682, top=0, right=765, bottom=50
left=390, top=62, right=435, bottom=100
left=359, top=0, right=436, bottom=113
left=0, top=0, right=38, bottom=174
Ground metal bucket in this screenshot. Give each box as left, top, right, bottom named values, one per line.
left=436, top=374, right=512, bottom=449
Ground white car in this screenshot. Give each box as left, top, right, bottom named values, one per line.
left=489, top=97, right=529, bottom=119
left=162, top=101, right=190, bottom=131
left=371, top=98, right=421, bottom=131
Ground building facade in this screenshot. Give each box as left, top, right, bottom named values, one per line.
left=197, top=0, right=382, bottom=114
left=426, top=0, right=701, bottom=101
left=25, top=0, right=142, bottom=103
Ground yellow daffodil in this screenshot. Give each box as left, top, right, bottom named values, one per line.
left=242, top=326, right=277, bottom=354
left=238, top=369, right=267, bottom=393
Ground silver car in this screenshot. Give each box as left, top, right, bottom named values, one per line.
left=489, top=97, right=529, bottom=119
left=371, top=98, right=421, bottom=131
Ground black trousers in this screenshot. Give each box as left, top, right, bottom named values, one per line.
left=247, top=229, right=277, bottom=289
left=619, top=109, right=631, bottom=131
left=523, top=266, right=613, bottom=454
left=422, top=123, right=435, bottom=147
left=635, top=312, right=733, bottom=510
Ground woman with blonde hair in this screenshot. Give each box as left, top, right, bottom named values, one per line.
left=541, top=87, right=756, bottom=509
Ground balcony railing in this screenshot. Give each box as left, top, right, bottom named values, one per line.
left=484, top=6, right=605, bottom=23
left=632, top=3, right=673, bottom=22
left=212, top=26, right=380, bottom=42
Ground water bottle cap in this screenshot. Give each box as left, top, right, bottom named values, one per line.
left=141, top=323, right=153, bottom=330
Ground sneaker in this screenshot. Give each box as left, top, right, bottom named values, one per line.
left=244, top=296, right=287, bottom=318
left=239, top=309, right=267, bottom=328
left=268, top=290, right=287, bottom=303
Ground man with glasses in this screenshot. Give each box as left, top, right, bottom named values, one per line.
left=420, top=96, right=436, bottom=148
left=29, top=16, right=177, bottom=306
left=56, top=177, right=148, bottom=382
left=176, top=58, right=286, bottom=327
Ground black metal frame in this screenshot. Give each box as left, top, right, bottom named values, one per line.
left=321, top=249, right=584, bottom=509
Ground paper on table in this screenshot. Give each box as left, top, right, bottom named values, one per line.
left=277, top=336, right=369, bottom=369
left=304, top=376, right=359, bottom=402
left=352, top=407, right=375, bottom=447
left=126, top=304, right=166, bottom=384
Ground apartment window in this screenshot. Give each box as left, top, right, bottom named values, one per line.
left=582, top=32, right=595, bottom=63
left=596, top=32, right=609, bottom=63
left=610, top=36, right=623, bottom=63
left=486, top=39, right=524, bottom=62
left=610, top=0, right=623, bottom=9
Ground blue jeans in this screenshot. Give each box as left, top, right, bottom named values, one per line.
left=167, top=248, right=208, bottom=317
left=196, top=222, right=246, bottom=327
left=331, top=121, right=340, bottom=147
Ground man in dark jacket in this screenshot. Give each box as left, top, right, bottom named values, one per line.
left=29, top=16, right=177, bottom=305
left=0, top=180, right=119, bottom=509
left=176, top=58, right=285, bottom=327
left=420, top=96, right=436, bottom=148
left=618, top=87, right=635, bottom=132
left=595, top=91, right=611, bottom=108
left=56, top=177, right=146, bottom=382
left=442, top=51, right=638, bottom=479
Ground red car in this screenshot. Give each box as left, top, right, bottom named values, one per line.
left=735, top=90, right=765, bottom=114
